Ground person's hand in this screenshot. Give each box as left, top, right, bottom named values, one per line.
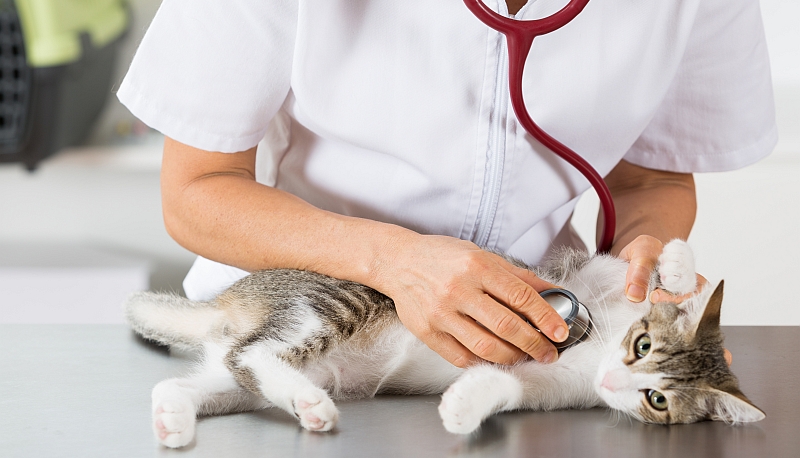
left=617, top=235, right=731, bottom=366
left=376, top=235, right=570, bottom=368
left=617, top=235, right=665, bottom=304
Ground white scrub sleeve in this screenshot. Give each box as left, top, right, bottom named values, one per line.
left=117, top=0, right=298, bottom=153
left=624, top=0, right=777, bottom=173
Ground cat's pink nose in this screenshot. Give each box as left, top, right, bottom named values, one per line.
left=600, top=368, right=631, bottom=392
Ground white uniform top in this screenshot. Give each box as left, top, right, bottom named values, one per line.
left=118, top=0, right=777, bottom=301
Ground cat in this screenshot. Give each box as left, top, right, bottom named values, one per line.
left=124, top=240, right=764, bottom=448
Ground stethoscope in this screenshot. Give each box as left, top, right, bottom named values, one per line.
left=537, top=289, right=593, bottom=351
left=465, top=0, right=604, bottom=347
left=464, top=0, right=615, bottom=255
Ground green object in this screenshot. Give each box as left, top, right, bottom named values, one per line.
left=0, top=0, right=130, bottom=169
left=15, top=0, right=128, bottom=67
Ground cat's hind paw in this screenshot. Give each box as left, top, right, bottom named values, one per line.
left=153, top=400, right=196, bottom=448
left=293, top=388, right=339, bottom=432
left=658, top=239, right=697, bottom=296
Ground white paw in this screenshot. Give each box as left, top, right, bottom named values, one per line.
left=658, top=240, right=697, bottom=295
left=293, top=388, right=339, bottom=432
left=153, top=399, right=196, bottom=448
left=439, top=368, right=521, bottom=435
left=439, top=382, right=484, bottom=434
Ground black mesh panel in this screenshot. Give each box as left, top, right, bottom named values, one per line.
left=0, top=0, right=30, bottom=154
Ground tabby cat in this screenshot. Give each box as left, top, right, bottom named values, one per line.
left=125, top=240, right=763, bottom=448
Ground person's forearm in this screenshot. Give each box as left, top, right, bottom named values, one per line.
left=160, top=139, right=414, bottom=290
left=599, top=160, right=697, bottom=255
left=161, top=137, right=570, bottom=367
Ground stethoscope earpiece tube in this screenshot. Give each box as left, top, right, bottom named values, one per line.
left=464, top=0, right=616, bottom=253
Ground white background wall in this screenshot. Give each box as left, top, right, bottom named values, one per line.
left=574, top=0, right=800, bottom=325
left=0, top=0, right=797, bottom=324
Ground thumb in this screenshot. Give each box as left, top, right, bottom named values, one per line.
left=626, top=256, right=656, bottom=303
left=619, top=236, right=663, bottom=303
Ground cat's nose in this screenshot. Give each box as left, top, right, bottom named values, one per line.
left=600, top=368, right=631, bottom=392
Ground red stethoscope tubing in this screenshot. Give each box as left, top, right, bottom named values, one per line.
left=464, top=0, right=616, bottom=254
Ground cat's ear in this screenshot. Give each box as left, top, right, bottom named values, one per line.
left=675, top=281, right=724, bottom=336
left=696, top=280, right=724, bottom=334
left=706, top=387, right=765, bottom=423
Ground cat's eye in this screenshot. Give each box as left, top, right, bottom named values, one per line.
left=634, top=334, right=651, bottom=358
left=647, top=389, right=668, bottom=410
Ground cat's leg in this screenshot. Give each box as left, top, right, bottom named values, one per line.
left=439, top=360, right=600, bottom=434
left=152, top=343, right=267, bottom=448
left=152, top=373, right=261, bottom=448
left=657, top=239, right=697, bottom=295
left=438, top=365, right=523, bottom=434
left=225, top=340, right=339, bottom=432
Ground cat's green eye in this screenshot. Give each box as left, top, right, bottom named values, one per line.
left=647, top=389, right=668, bottom=411
left=634, top=334, right=651, bottom=358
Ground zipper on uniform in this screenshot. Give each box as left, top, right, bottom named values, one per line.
left=472, top=21, right=509, bottom=248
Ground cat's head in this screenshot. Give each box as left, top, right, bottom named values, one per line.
left=595, top=281, right=764, bottom=424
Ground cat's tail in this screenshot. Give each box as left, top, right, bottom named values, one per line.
left=123, top=292, right=224, bottom=350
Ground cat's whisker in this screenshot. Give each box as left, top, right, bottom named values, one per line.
left=603, top=408, right=618, bottom=427
left=589, top=284, right=615, bottom=348
left=575, top=274, right=613, bottom=349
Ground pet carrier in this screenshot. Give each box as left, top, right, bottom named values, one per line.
left=0, top=0, right=129, bottom=170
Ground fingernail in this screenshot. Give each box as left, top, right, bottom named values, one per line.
left=554, top=326, right=569, bottom=342
left=541, top=350, right=558, bottom=364
left=626, top=285, right=645, bottom=302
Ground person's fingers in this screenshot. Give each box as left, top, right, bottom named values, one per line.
left=389, top=244, right=565, bottom=367
left=620, top=236, right=663, bottom=302
left=649, top=273, right=709, bottom=303
left=724, top=348, right=732, bottom=366
left=462, top=294, right=559, bottom=363
left=422, top=330, right=481, bottom=368
left=502, top=262, right=559, bottom=292
left=626, top=261, right=653, bottom=303
left=481, top=263, right=569, bottom=346
left=436, top=311, right=528, bottom=365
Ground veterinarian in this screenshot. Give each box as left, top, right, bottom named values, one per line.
left=118, top=0, right=775, bottom=368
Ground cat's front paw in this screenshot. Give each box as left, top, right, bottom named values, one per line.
left=439, top=368, right=522, bottom=435
left=293, top=388, right=339, bottom=432
left=658, top=240, right=697, bottom=296
left=153, top=400, right=196, bottom=448
left=439, top=382, right=485, bottom=434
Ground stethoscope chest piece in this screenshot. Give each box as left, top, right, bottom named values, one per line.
left=535, top=288, right=593, bottom=352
